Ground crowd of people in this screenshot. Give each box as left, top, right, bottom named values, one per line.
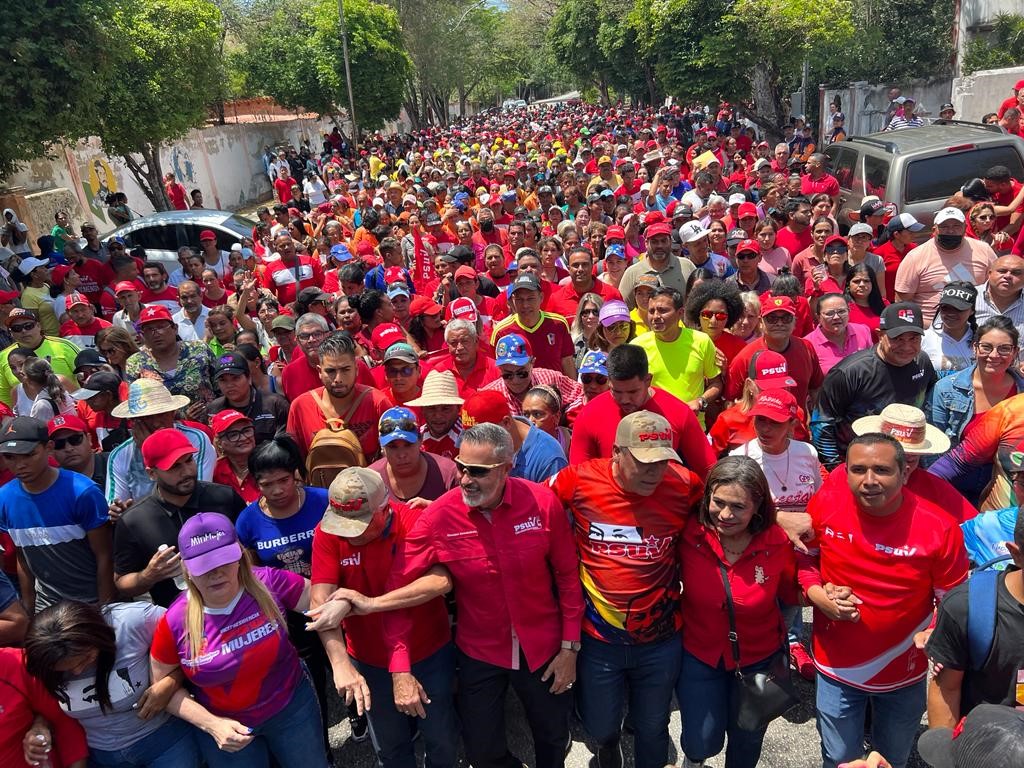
left=4, top=95, right=1024, bottom=768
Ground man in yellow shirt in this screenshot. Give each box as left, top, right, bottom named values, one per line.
left=0, top=308, right=81, bottom=406
left=631, top=287, right=721, bottom=424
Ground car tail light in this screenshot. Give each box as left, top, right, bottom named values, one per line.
left=947, top=143, right=976, bottom=153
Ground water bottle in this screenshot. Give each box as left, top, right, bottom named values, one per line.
left=158, top=544, right=187, bottom=591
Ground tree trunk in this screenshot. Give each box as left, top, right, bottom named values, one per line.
left=121, top=143, right=170, bottom=212
left=644, top=63, right=657, bottom=105
left=749, top=60, right=786, bottom=144
left=598, top=74, right=610, bottom=106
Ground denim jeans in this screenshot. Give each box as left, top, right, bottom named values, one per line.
left=815, top=673, right=926, bottom=768
left=782, top=604, right=802, bottom=646
left=576, top=632, right=682, bottom=768
left=678, top=650, right=774, bottom=768
left=354, top=643, right=458, bottom=768
left=88, top=717, right=199, bottom=768
left=195, top=675, right=330, bottom=768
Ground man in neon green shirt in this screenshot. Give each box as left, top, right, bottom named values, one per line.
left=632, top=286, right=722, bottom=424
left=0, top=308, right=81, bottom=406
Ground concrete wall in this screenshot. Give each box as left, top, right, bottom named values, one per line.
left=952, top=65, right=1024, bottom=121
left=820, top=78, right=953, bottom=140
left=3, top=115, right=332, bottom=239
left=955, top=0, right=1023, bottom=76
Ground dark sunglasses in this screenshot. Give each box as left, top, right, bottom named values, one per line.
left=380, top=418, right=418, bottom=436
left=52, top=433, right=86, bottom=450
left=736, top=252, right=759, bottom=260
left=10, top=322, right=37, bottom=333
left=384, top=365, right=416, bottom=378
left=581, top=374, right=608, bottom=385
left=455, top=459, right=504, bottom=478
left=501, top=370, right=531, bottom=380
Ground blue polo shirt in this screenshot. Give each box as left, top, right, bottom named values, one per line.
left=511, top=417, right=568, bottom=483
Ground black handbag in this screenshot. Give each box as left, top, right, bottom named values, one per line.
left=719, top=562, right=799, bottom=732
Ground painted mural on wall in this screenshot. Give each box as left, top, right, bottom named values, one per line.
left=82, top=157, right=119, bottom=223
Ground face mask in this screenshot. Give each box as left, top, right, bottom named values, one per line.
left=936, top=233, right=963, bottom=250
left=480, top=220, right=494, bottom=233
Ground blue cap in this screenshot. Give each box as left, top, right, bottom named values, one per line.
left=330, top=243, right=353, bottom=262
left=387, top=283, right=410, bottom=299
left=605, top=243, right=625, bottom=259
left=379, top=406, right=420, bottom=446
left=501, top=190, right=517, bottom=201
left=494, top=333, right=532, bottom=367
left=579, top=350, right=608, bottom=376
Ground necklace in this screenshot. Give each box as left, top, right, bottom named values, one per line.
left=720, top=535, right=751, bottom=556
left=762, top=446, right=791, bottom=492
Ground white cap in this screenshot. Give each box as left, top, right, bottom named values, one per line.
left=679, top=222, right=711, bottom=243
left=934, top=207, right=966, bottom=225
left=230, top=242, right=243, bottom=252
left=728, top=193, right=746, bottom=206
left=848, top=222, right=874, bottom=237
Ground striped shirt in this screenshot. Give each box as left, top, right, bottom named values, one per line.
left=104, top=423, right=215, bottom=504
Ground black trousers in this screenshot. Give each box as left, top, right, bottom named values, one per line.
left=456, top=649, right=571, bottom=768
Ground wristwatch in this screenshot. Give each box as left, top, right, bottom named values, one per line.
left=697, top=396, right=708, bottom=412
left=561, top=640, right=582, bottom=652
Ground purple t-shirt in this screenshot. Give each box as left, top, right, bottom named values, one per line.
left=151, top=566, right=305, bottom=725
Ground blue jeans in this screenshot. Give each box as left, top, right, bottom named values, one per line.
left=576, top=632, right=681, bottom=768
left=815, top=673, right=926, bottom=768
left=678, top=651, right=774, bottom=768
left=782, top=604, right=802, bottom=646
left=354, top=643, right=458, bottom=768
left=196, top=675, right=329, bottom=768
left=88, top=717, right=199, bottom=768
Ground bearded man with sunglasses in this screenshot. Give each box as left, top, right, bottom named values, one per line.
left=0, top=307, right=81, bottom=407
left=48, top=414, right=107, bottom=489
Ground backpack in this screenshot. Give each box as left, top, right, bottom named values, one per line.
left=305, top=388, right=370, bottom=488
left=966, top=554, right=1014, bottom=671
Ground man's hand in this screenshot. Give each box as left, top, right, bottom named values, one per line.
left=108, top=497, right=134, bottom=524
left=392, top=672, right=430, bottom=718
left=304, top=598, right=352, bottom=631
left=22, top=719, right=51, bottom=766
left=540, top=649, right=577, bottom=694
left=776, top=511, right=813, bottom=554
left=141, top=546, right=183, bottom=590
left=204, top=718, right=254, bottom=752
left=325, top=587, right=376, bottom=615
left=838, top=752, right=892, bottom=768
left=334, top=662, right=372, bottom=714
left=914, top=628, right=934, bottom=650
left=136, top=675, right=178, bottom=720
left=823, top=582, right=862, bottom=622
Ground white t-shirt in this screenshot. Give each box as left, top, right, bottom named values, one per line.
left=730, top=438, right=822, bottom=512
left=304, top=178, right=328, bottom=206
left=921, top=325, right=974, bottom=375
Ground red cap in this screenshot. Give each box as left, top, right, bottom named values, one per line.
left=1015, top=79, right=1024, bottom=91
left=446, top=296, right=478, bottom=322
left=410, top=295, right=443, bottom=316
left=137, top=305, right=174, bottom=325
left=656, top=125, right=668, bottom=133
left=383, top=266, right=406, bottom=285
left=646, top=222, right=673, bottom=238
left=114, top=281, right=138, bottom=294
left=824, top=234, right=848, bottom=249
left=5, top=307, right=37, bottom=327
left=645, top=139, right=658, bottom=150
left=370, top=323, right=405, bottom=351
left=141, top=428, right=197, bottom=471
left=760, top=295, right=796, bottom=317
left=454, top=265, right=478, bottom=282
left=749, top=350, right=797, bottom=389
left=66, top=292, right=90, bottom=309
left=199, top=229, right=217, bottom=242
left=47, top=414, right=87, bottom=436
left=50, top=264, right=73, bottom=289
left=643, top=211, right=666, bottom=226
left=604, top=225, right=625, bottom=243
left=0, top=290, right=20, bottom=304
left=356, top=240, right=375, bottom=256
left=737, top=202, right=759, bottom=220
left=749, top=390, right=798, bottom=423
left=736, top=239, right=760, bottom=255
left=461, top=390, right=511, bottom=427
left=211, top=409, right=251, bottom=436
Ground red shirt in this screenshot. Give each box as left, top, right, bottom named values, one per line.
left=59, top=317, right=112, bottom=351
left=712, top=331, right=747, bottom=391
left=680, top=518, right=797, bottom=668
left=166, top=182, right=188, bottom=210
left=727, top=337, right=824, bottom=411
left=990, top=179, right=1024, bottom=231
left=273, top=177, right=293, bottom=204
left=311, top=504, right=451, bottom=667
left=550, top=459, right=702, bottom=643
left=798, top=488, right=968, bottom=692
left=800, top=173, right=840, bottom=198
left=490, top=312, right=574, bottom=372
left=68, top=259, right=114, bottom=306
left=140, top=284, right=181, bottom=311
left=420, top=424, right=461, bottom=460
left=285, top=383, right=394, bottom=460
left=259, top=256, right=325, bottom=306
left=383, top=478, right=583, bottom=673
left=567, top=388, right=716, bottom=479
left=213, top=456, right=260, bottom=503
left=873, top=241, right=916, bottom=302
left=774, top=225, right=813, bottom=258
left=822, top=464, right=978, bottom=523
left=546, top=280, right=624, bottom=320
left=428, top=349, right=501, bottom=395
left=707, top=403, right=811, bottom=456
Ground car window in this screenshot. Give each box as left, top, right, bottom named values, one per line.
left=904, top=146, right=1024, bottom=203
left=125, top=224, right=171, bottom=252
left=829, top=147, right=859, bottom=192
left=863, top=155, right=890, bottom=200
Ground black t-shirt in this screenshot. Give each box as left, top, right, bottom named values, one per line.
left=208, top=387, right=290, bottom=445
left=927, top=568, right=1024, bottom=714
left=112, top=481, right=246, bottom=607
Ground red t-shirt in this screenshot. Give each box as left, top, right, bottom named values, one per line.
left=798, top=489, right=968, bottom=692
left=998, top=95, right=1021, bottom=119
left=991, top=179, right=1024, bottom=231
left=140, top=284, right=181, bottom=311
left=774, top=225, right=813, bottom=258
left=490, top=312, right=574, bottom=372
left=213, top=456, right=260, bottom=503
left=59, top=317, right=112, bottom=351
left=285, top=384, right=394, bottom=459
left=259, top=256, right=325, bottom=306
left=549, top=459, right=702, bottom=643
left=822, top=463, right=978, bottom=523
left=69, top=259, right=115, bottom=307
left=727, top=337, right=824, bottom=411
left=311, top=505, right=451, bottom=667
left=428, top=349, right=501, bottom=395
left=273, top=177, right=293, bottom=204
left=546, top=280, right=624, bottom=321
left=166, top=182, right=188, bottom=210
left=800, top=173, right=840, bottom=198
left=873, top=241, right=916, bottom=302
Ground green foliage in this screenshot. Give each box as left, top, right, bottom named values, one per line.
left=0, top=0, right=115, bottom=178
left=963, top=13, right=1024, bottom=75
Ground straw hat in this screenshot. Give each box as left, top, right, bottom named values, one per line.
left=851, top=404, right=950, bottom=455
left=111, top=378, right=191, bottom=419
left=404, top=370, right=464, bottom=407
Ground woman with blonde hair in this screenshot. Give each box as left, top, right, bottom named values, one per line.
left=149, top=512, right=327, bottom=768
left=571, top=293, right=606, bottom=367
left=96, top=325, right=141, bottom=379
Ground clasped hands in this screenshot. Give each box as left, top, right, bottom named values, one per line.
left=304, top=588, right=374, bottom=631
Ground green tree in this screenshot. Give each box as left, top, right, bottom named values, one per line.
left=963, top=13, right=1024, bottom=75
left=549, top=0, right=614, bottom=104
left=0, top=0, right=115, bottom=179
left=91, top=0, right=222, bottom=210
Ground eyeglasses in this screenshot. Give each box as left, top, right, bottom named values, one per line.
left=221, top=425, right=255, bottom=443
left=763, top=313, right=795, bottom=325
left=296, top=330, right=326, bottom=342
left=385, top=364, right=416, bottom=378
left=580, top=308, right=600, bottom=317
left=455, top=459, right=505, bottom=478
left=10, top=322, right=36, bottom=333
left=735, top=252, right=759, bottom=260
left=501, top=370, right=531, bottom=380
left=380, top=418, right=418, bottom=436
left=52, top=433, right=86, bottom=451
left=581, top=373, right=608, bottom=385
left=700, top=310, right=728, bottom=321
left=977, top=342, right=1016, bottom=357
left=820, top=309, right=849, bottom=319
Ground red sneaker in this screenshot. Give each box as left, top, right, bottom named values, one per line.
left=790, top=642, right=815, bottom=681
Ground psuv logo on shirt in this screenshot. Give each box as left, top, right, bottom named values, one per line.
left=340, top=552, right=362, bottom=567
left=589, top=522, right=643, bottom=543
left=514, top=515, right=543, bottom=535
left=874, top=544, right=917, bottom=557
left=587, top=523, right=670, bottom=560
left=823, top=526, right=855, bottom=543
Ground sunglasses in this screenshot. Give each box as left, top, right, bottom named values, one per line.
left=52, top=433, right=86, bottom=450
left=700, top=310, right=728, bottom=321
left=10, top=322, right=37, bottom=333
left=501, top=370, right=531, bottom=380
left=581, top=373, right=608, bottom=385
left=580, top=308, right=600, bottom=317
left=455, top=459, right=504, bottom=478
left=736, top=252, right=759, bottom=261
left=384, top=364, right=416, bottom=378
left=380, top=418, right=418, bottom=436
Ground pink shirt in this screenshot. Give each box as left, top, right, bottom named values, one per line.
left=803, top=322, right=873, bottom=374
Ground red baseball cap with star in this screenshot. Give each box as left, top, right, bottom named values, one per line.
left=138, top=305, right=174, bottom=326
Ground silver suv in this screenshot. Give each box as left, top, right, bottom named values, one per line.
left=823, top=121, right=1024, bottom=235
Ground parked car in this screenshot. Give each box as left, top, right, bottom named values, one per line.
left=104, top=209, right=258, bottom=268
left=823, top=121, right=1024, bottom=236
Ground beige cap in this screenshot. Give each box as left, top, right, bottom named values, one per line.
left=404, top=369, right=465, bottom=407
left=851, top=403, right=950, bottom=456
left=321, top=467, right=388, bottom=537
left=614, top=411, right=678, bottom=463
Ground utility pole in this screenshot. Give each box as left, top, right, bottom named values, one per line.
left=337, top=0, right=359, bottom=156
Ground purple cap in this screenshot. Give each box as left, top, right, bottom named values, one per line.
left=177, top=513, right=242, bottom=577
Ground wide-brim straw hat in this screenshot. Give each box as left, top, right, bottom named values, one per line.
left=111, top=378, right=191, bottom=419
left=852, top=403, right=950, bottom=456
left=404, top=370, right=464, bottom=407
